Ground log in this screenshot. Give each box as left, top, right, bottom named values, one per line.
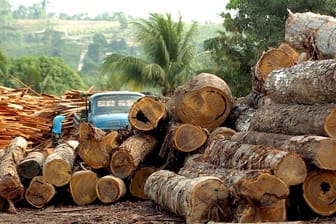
left=43, top=141, right=78, bottom=187
left=110, top=133, right=158, bottom=178
left=69, top=170, right=98, bottom=206
left=285, top=10, right=336, bottom=59
left=303, top=170, right=336, bottom=216
left=129, top=166, right=157, bottom=199
left=0, top=136, right=28, bottom=202
left=96, top=175, right=127, bottom=204
left=171, top=73, right=232, bottom=131
left=232, top=131, right=336, bottom=170
left=17, top=151, right=46, bottom=179
left=226, top=104, right=256, bottom=132
left=172, top=123, right=208, bottom=152
left=144, top=170, right=230, bottom=223
left=203, top=139, right=307, bottom=186
left=265, top=59, right=336, bottom=104
left=128, top=95, right=168, bottom=131
left=209, top=127, right=237, bottom=141
left=25, top=176, right=56, bottom=208
left=179, top=156, right=289, bottom=205
left=249, top=104, right=336, bottom=138
left=77, top=122, right=119, bottom=169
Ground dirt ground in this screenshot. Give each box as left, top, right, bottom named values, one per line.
left=1, top=199, right=336, bottom=224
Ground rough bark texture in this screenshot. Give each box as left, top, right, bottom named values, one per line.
left=232, top=131, right=336, bottom=170
left=227, top=105, right=256, bottom=132
left=96, top=175, right=126, bottom=204
left=303, top=170, right=336, bottom=216
left=0, top=136, right=28, bottom=202
left=144, top=170, right=230, bottom=223
left=69, top=170, right=98, bottom=206
left=250, top=104, right=336, bottom=138
left=77, top=122, right=119, bottom=169
left=265, top=59, right=336, bottom=104
left=43, top=141, right=77, bottom=187
left=129, top=166, right=157, bottom=199
left=25, top=176, right=56, bottom=208
left=110, top=133, right=158, bottom=178
left=17, top=151, right=46, bottom=179
left=128, top=96, right=168, bottom=131
left=285, top=10, right=336, bottom=59
left=203, top=139, right=307, bottom=186
left=171, top=73, right=232, bottom=131
left=179, top=156, right=289, bottom=205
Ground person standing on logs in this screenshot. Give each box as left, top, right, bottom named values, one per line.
left=52, top=113, right=65, bottom=147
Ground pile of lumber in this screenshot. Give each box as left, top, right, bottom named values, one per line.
left=1, top=10, right=336, bottom=224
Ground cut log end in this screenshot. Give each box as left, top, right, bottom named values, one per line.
left=25, top=176, right=56, bottom=208
left=188, top=177, right=229, bottom=223
left=303, top=170, right=336, bottom=216
left=110, top=150, right=135, bottom=178
left=96, top=175, right=126, bottom=204
left=274, top=153, right=307, bottom=186
left=70, top=170, right=98, bottom=206
left=316, top=139, right=336, bottom=170
left=325, top=108, right=336, bottom=138
left=0, top=176, right=24, bottom=202
left=129, top=167, right=157, bottom=199
left=43, top=159, right=72, bottom=187
left=174, top=123, right=208, bottom=152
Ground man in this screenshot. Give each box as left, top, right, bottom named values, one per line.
left=52, top=114, right=65, bottom=147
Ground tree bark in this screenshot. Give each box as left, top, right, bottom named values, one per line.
left=250, top=104, right=336, bottom=138
left=179, top=156, right=289, bottom=205
left=226, top=104, right=256, bottom=132
left=232, top=131, right=336, bottom=170
left=25, top=176, right=56, bottom=208
left=203, top=139, right=307, bottom=186
left=96, top=175, right=126, bottom=204
left=69, top=170, right=98, bottom=206
left=77, top=122, right=120, bottom=169
left=43, top=141, right=77, bottom=187
left=144, top=170, right=230, bottom=223
left=17, top=151, right=46, bottom=179
left=285, top=10, right=336, bottom=59
left=303, top=169, right=336, bottom=216
left=128, top=95, right=168, bottom=131
left=171, top=73, right=232, bottom=131
left=209, top=127, right=237, bottom=141
left=129, top=166, right=157, bottom=199
left=0, top=136, right=28, bottom=202
left=110, top=133, right=158, bottom=178
left=265, top=59, right=336, bottom=104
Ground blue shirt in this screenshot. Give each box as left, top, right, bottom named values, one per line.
left=52, top=115, right=65, bottom=134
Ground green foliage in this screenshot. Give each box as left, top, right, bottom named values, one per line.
left=205, top=0, right=336, bottom=97
left=102, top=13, right=198, bottom=96
left=0, top=49, right=9, bottom=82
left=9, top=56, right=86, bottom=95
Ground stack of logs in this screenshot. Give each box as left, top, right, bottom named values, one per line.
left=1, top=10, right=336, bottom=224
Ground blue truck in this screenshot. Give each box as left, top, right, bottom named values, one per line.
left=73, top=91, right=145, bottom=131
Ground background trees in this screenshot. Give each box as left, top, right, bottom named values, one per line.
left=102, top=13, right=198, bottom=96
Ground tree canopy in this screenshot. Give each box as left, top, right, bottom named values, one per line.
left=102, top=13, right=198, bottom=96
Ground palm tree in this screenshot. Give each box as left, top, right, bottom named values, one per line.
left=102, top=13, right=198, bottom=96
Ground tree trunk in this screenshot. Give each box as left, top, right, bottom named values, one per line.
left=0, top=136, right=28, bottom=202
left=77, top=122, right=119, bottom=169
left=179, top=156, right=289, bottom=205
left=43, top=141, right=77, bottom=187
left=171, top=73, right=232, bottom=131
left=110, top=133, right=158, bottom=178
left=250, top=104, right=336, bottom=138
left=232, top=131, right=336, bottom=170
left=129, top=166, right=157, bottom=199
left=25, top=176, right=56, bottom=208
left=203, top=139, right=307, bottom=186
left=209, top=127, right=237, bottom=141
left=226, top=104, right=256, bottom=132
left=303, top=169, right=336, bottom=216
left=265, top=59, right=336, bottom=104
left=285, top=10, right=336, bottom=59
left=144, top=170, right=230, bottom=223
left=17, top=151, right=46, bottom=179
left=69, top=170, right=98, bottom=206
left=96, top=175, right=126, bottom=204
left=128, top=95, right=168, bottom=131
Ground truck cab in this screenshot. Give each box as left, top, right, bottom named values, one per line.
left=74, top=91, right=144, bottom=131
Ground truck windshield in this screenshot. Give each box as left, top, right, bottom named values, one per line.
left=93, top=94, right=141, bottom=115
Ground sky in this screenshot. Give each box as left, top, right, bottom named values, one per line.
left=10, top=0, right=229, bottom=23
